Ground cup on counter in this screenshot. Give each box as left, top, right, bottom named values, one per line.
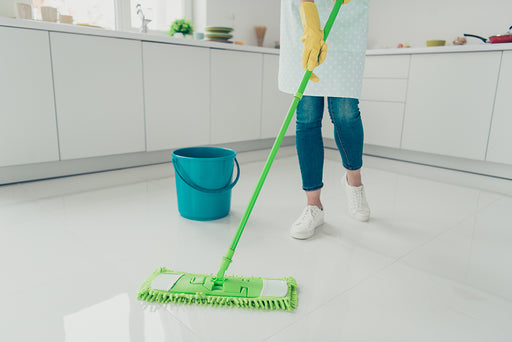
left=193, top=32, right=204, bottom=40
left=15, top=2, right=32, bottom=19
left=59, top=14, right=73, bottom=24
left=41, top=6, right=58, bottom=22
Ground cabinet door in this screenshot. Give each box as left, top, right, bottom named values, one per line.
left=50, top=33, right=145, bottom=160
left=364, top=55, right=410, bottom=78
left=361, top=79, right=408, bottom=102
left=486, top=51, right=512, bottom=165
left=143, top=42, right=210, bottom=151
left=261, top=54, right=296, bottom=139
left=402, top=52, right=501, bottom=160
left=0, top=27, right=59, bottom=167
left=360, top=101, right=405, bottom=148
left=322, top=100, right=405, bottom=148
left=210, top=50, right=263, bottom=144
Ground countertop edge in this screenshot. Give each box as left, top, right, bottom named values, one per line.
left=3, top=17, right=512, bottom=56
left=0, top=17, right=280, bottom=55
left=367, top=44, right=512, bottom=55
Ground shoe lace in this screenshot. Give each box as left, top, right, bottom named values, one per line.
left=349, top=187, right=365, bottom=211
left=298, top=207, right=315, bottom=223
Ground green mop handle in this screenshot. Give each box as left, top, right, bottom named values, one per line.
left=215, top=0, right=345, bottom=283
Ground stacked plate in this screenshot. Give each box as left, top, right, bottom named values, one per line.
left=205, top=26, right=233, bottom=43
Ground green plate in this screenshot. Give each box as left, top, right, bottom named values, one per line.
left=205, top=33, right=233, bottom=39
left=206, top=38, right=233, bottom=43
left=205, top=26, right=233, bottom=33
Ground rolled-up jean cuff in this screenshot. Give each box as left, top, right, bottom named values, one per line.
left=302, top=183, right=324, bottom=192
left=343, top=161, right=363, bottom=171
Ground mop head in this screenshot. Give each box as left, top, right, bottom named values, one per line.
left=137, top=267, right=297, bottom=311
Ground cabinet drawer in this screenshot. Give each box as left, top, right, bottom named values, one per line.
left=360, top=101, right=404, bottom=148
left=0, top=27, right=59, bottom=167
left=486, top=51, right=512, bottom=165
left=364, top=55, right=410, bottom=78
left=261, top=54, right=295, bottom=139
left=361, top=79, right=408, bottom=102
left=51, top=33, right=145, bottom=160
left=402, top=52, right=500, bottom=160
left=143, top=42, right=210, bottom=151
left=210, top=50, right=263, bottom=144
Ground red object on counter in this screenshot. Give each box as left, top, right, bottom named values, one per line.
left=464, top=26, right=512, bottom=44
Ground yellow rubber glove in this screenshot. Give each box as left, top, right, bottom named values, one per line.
left=300, top=2, right=327, bottom=82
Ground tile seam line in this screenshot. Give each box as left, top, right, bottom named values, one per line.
left=162, top=307, right=207, bottom=342
left=263, top=208, right=500, bottom=339
left=390, top=211, right=512, bottom=303
left=0, top=148, right=295, bottom=204
left=261, top=257, right=401, bottom=341
left=266, top=226, right=512, bottom=341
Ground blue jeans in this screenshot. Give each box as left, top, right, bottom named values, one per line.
left=296, top=96, right=364, bottom=191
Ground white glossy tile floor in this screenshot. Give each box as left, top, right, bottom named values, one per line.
left=1, top=146, right=512, bottom=342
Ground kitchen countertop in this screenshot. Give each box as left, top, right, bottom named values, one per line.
left=367, top=43, right=512, bottom=55
left=0, top=17, right=280, bottom=55
left=2, top=16, right=512, bottom=56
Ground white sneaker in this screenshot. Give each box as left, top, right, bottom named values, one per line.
left=290, top=205, right=324, bottom=240
left=343, top=174, right=370, bottom=222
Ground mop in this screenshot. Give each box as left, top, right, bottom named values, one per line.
left=138, top=0, right=346, bottom=311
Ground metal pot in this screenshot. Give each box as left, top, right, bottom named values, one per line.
left=464, top=26, right=512, bottom=44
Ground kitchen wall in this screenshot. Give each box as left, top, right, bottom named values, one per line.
left=194, top=0, right=281, bottom=48
left=368, top=0, right=512, bottom=48
left=3, top=1, right=510, bottom=49
left=196, top=0, right=512, bottom=49
left=0, top=0, right=31, bottom=18
left=192, top=0, right=207, bottom=37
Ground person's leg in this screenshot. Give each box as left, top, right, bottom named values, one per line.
left=327, top=97, right=370, bottom=221
left=346, top=170, right=362, bottom=187
left=295, top=95, right=325, bottom=208
left=327, top=97, right=364, bottom=175
left=305, top=189, right=322, bottom=210
left=291, top=95, right=325, bottom=239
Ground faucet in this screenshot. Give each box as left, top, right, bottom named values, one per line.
left=136, top=4, right=152, bottom=33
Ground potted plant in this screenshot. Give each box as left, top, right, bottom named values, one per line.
left=169, top=19, right=193, bottom=38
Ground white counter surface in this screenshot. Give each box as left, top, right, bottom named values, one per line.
left=367, top=43, right=512, bottom=55
left=0, top=17, right=280, bottom=55
left=3, top=17, right=512, bottom=56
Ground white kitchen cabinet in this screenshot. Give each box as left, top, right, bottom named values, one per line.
left=361, top=78, right=408, bottom=102
left=356, top=54, right=409, bottom=149
left=0, top=27, right=59, bottom=167
left=210, top=49, right=263, bottom=144
left=143, top=42, right=210, bottom=151
left=318, top=99, right=341, bottom=141
left=486, top=51, right=512, bottom=165
left=360, top=101, right=405, bottom=148
left=50, top=32, right=145, bottom=160
left=321, top=105, right=333, bottom=140
left=261, top=54, right=296, bottom=139
left=364, top=55, right=410, bottom=78
left=322, top=100, right=405, bottom=148
left=402, top=52, right=501, bottom=160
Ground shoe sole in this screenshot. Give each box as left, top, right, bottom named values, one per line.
left=351, top=213, right=370, bottom=222
left=290, top=230, right=315, bottom=240
left=290, top=219, right=324, bottom=240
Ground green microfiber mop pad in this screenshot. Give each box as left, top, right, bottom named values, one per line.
left=137, top=267, right=297, bottom=311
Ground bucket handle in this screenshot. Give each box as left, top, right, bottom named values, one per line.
left=172, top=158, right=240, bottom=194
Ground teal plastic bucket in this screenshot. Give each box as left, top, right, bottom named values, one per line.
left=172, top=147, right=240, bottom=221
